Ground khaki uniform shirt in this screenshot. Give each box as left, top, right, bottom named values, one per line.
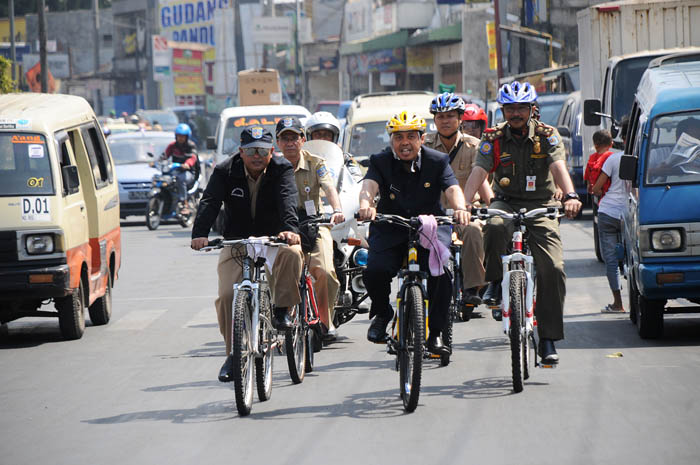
left=474, top=120, right=565, bottom=202
left=424, top=131, right=480, bottom=206
left=244, top=165, right=265, bottom=220
left=293, top=149, right=335, bottom=216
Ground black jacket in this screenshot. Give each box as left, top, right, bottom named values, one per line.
left=364, top=145, right=457, bottom=251
left=192, top=154, right=299, bottom=239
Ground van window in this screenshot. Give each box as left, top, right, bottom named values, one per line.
left=645, top=112, right=700, bottom=186
left=57, top=137, right=79, bottom=196
left=349, top=119, right=436, bottom=158
left=0, top=133, right=54, bottom=196
left=80, top=126, right=112, bottom=188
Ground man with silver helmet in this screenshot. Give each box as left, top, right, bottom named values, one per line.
left=305, top=111, right=363, bottom=181
left=463, top=81, right=582, bottom=364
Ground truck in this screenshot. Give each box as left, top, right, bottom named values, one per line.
left=577, top=0, right=700, bottom=161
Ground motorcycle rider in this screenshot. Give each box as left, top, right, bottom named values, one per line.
left=461, top=103, right=488, bottom=140
left=424, top=93, right=492, bottom=310
left=462, top=81, right=582, bottom=364
left=191, top=126, right=304, bottom=382
left=276, top=116, right=345, bottom=339
left=358, top=111, right=469, bottom=355
left=162, top=123, right=198, bottom=215
left=304, top=111, right=363, bottom=181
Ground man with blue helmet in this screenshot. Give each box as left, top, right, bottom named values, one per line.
left=163, top=123, right=199, bottom=214
left=425, top=92, right=493, bottom=313
left=463, top=81, right=582, bottom=364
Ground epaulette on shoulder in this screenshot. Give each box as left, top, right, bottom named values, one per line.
left=483, top=126, right=503, bottom=142
left=535, top=122, right=554, bottom=136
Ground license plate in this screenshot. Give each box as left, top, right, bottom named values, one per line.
left=128, top=191, right=149, bottom=200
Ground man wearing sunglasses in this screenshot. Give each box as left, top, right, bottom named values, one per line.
left=276, top=116, right=345, bottom=340
left=191, top=126, right=304, bottom=382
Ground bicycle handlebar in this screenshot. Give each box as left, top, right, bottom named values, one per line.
left=200, top=236, right=287, bottom=251
left=470, top=206, right=564, bottom=221
left=353, top=212, right=454, bottom=228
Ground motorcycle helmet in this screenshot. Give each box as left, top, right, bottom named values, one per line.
left=430, top=92, right=466, bottom=115
left=386, top=111, right=426, bottom=135
left=305, top=111, right=341, bottom=143
left=497, top=81, right=538, bottom=105
left=175, top=123, right=192, bottom=138
left=462, top=104, right=488, bottom=125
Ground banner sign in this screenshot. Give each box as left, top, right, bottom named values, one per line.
left=347, top=48, right=405, bottom=75
left=172, top=48, right=204, bottom=95
left=159, top=0, right=230, bottom=46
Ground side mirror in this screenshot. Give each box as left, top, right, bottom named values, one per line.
left=557, top=126, right=571, bottom=138
left=619, top=154, right=638, bottom=185
left=147, top=152, right=154, bottom=158
left=583, top=99, right=602, bottom=126
left=206, top=136, right=217, bottom=150
left=61, top=165, right=80, bottom=194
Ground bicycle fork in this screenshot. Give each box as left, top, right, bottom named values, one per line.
left=500, top=253, right=535, bottom=336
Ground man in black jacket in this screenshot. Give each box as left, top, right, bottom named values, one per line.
left=191, top=126, right=304, bottom=382
left=357, top=111, right=469, bottom=356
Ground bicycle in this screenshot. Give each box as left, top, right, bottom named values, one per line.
left=359, top=213, right=453, bottom=412
left=202, top=236, right=286, bottom=416
left=472, top=206, right=563, bottom=393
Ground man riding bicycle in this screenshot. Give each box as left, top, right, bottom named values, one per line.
left=462, top=81, right=582, bottom=364
left=424, top=92, right=493, bottom=308
left=191, top=126, right=304, bottom=382
left=276, top=116, right=345, bottom=340
left=357, top=111, right=469, bottom=356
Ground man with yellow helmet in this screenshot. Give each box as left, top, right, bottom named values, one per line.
left=357, top=111, right=469, bottom=355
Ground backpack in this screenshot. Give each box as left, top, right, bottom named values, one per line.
left=584, top=150, right=613, bottom=200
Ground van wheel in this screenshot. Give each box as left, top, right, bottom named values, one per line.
left=637, top=294, right=664, bottom=339
left=146, top=198, right=161, bottom=230
left=56, top=280, right=86, bottom=340
left=88, top=271, right=112, bottom=326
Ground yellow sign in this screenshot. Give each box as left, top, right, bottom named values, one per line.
left=174, top=74, right=205, bottom=96
left=489, top=48, right=498, bottom=71
left=486, top=22, right=496, bottom=48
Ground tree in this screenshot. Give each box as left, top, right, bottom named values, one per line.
left=0, top=57, right=16, bottom=93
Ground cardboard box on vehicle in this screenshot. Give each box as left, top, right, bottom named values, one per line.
left=238, top=69, right=282, bottom=106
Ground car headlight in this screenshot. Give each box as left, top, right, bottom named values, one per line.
left=651, top=229, right=683, bottom=251
left=352, top=248, right=368, bottom=266
left=26, top=234, right=55, bottom=254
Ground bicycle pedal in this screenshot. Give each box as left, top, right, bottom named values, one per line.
left=538, top=362, right=558, bottom=369
left=427, top=353, right=441, bottom=359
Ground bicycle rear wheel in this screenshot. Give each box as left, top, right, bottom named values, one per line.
left=255, top=289, right=274, bottom=402
left=285, top=303, right=307, bottom=384
left=232, top=290, right=255, bottom=416
left=399, top=285, right=424, bottom=412
left=509, top=271, right=527, bottom=393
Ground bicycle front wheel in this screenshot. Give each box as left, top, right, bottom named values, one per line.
left=285, top=303, right=307, bottom=384
left=232, top=290, right=255, bottom=416
left=399, top=285, right=424, bottom=412
left=255, top=289, right=274, bottom=402
left=509, top=271, right=527, bottom=393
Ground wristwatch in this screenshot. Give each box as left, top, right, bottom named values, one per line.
left=563, top=192, right=580, bottom=203
left=333, top=209, right=343, bottom=214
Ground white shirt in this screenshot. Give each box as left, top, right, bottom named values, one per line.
left=598, top=151, right=627, bottom=220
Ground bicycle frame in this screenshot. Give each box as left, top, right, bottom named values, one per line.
left=232, top=253, right=269, bottom=358
left=500, top=228, right=535, bottom=337
left=393, top=235, right=429, bottom=345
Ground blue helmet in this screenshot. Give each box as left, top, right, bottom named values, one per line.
left=497, top=81, right=538, bottom=105
left=430, top=92, right=466, bottom=115
left=175, top=123, right=192, bottom=137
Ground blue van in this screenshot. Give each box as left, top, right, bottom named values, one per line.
left=615, top=59, right=700, bottom=338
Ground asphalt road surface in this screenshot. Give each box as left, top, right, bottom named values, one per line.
left=2, top=215, right=700, bottom=465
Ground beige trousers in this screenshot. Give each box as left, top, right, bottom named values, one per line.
left=215, top=244, right=303, bottom=354
left=308, top=227, right=340, bottom=331
left=455, top=222, right=486, bottom=290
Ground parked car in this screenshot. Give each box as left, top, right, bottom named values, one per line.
left=612, top=59, right=700, bottom=338
left=103, top=122, right=140, bottom=135
left=536, top=93, right=569, bottom=127
left=556, top=91, right=586, bottom=201
left=108, top=131, right=173, bottom=219
left=136, top=109, right=180, bottom=132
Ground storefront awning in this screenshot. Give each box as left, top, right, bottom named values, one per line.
left=340, top=30, right=409, bottom=56
left=407, top=22, right=461, bottom=46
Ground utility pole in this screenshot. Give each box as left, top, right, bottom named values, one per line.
left=233, top=0, right=246, bottom=71
left=493, top=0, right=504, bottom=85
left=38, top=0, right=48, bottom=92
left=9, top=0, right=16, bottom=85
left=93, top=0, right=100, bottom=75
left=295, top=0, right=300, bottom=104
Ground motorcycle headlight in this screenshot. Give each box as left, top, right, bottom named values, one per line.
left=352, top=248, right=368, bottom=266
left=651, top=229, right=683, bottom=251
left=26, top=234, right=55, bottom=254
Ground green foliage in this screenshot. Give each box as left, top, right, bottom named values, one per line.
left=0, top=56, right=16, bottom=94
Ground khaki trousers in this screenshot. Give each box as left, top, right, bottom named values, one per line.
left=215, top=244, right=304, bottom=354
left=455, top=222, right=486, bottom=290
left=308, top=227, right=340, bottom=331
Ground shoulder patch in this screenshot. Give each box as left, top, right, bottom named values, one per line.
left=317, top=165, right=328, bottom=178
left=479, top=141, right=493, bottom=155
left=547, top=135, right=560, bottom=146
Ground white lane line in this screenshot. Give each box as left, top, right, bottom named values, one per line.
left=114, top=295, right=216, bottom=302
left=184, top=308, right=217, bottom=328
left=108, top=309, right=168, bottom=331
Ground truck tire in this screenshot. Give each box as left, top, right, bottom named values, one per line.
left=56, top=280, right=86, bottom=340
left=637, top=294, right=664, bottom=339
left=88, top=272, right=112, bottom=326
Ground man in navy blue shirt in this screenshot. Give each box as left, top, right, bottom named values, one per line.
left=357, top=111, right=469, bottom=355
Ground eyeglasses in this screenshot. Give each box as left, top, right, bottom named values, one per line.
left=279, top=134, right=301, bottom=143
left=241, top=147, right=270, bottom=157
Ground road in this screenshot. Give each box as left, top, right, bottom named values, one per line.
left=2, top=214, right=700, bottom=465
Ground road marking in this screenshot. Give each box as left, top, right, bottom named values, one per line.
left=108, top=309, right=167, bottom=331
left=184, top=308, right=217, bottom=328
left=114, top=295, right=216, bottom=302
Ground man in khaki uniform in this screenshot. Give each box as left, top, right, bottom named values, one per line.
left=276, top=117, right=345, bottom=338
left=463, top=81, right=582, bottom=364
left=191, top=126, right=304, bottom=382
left=425, top=92, right=493, bottom=309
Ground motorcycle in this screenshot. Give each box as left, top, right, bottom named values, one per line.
left=146, top=159, right=202, bottom=230
left=302, top=140, right=369, bottom=328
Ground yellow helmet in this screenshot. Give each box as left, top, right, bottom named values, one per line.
left=385, top=111, right=427, bottom=135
